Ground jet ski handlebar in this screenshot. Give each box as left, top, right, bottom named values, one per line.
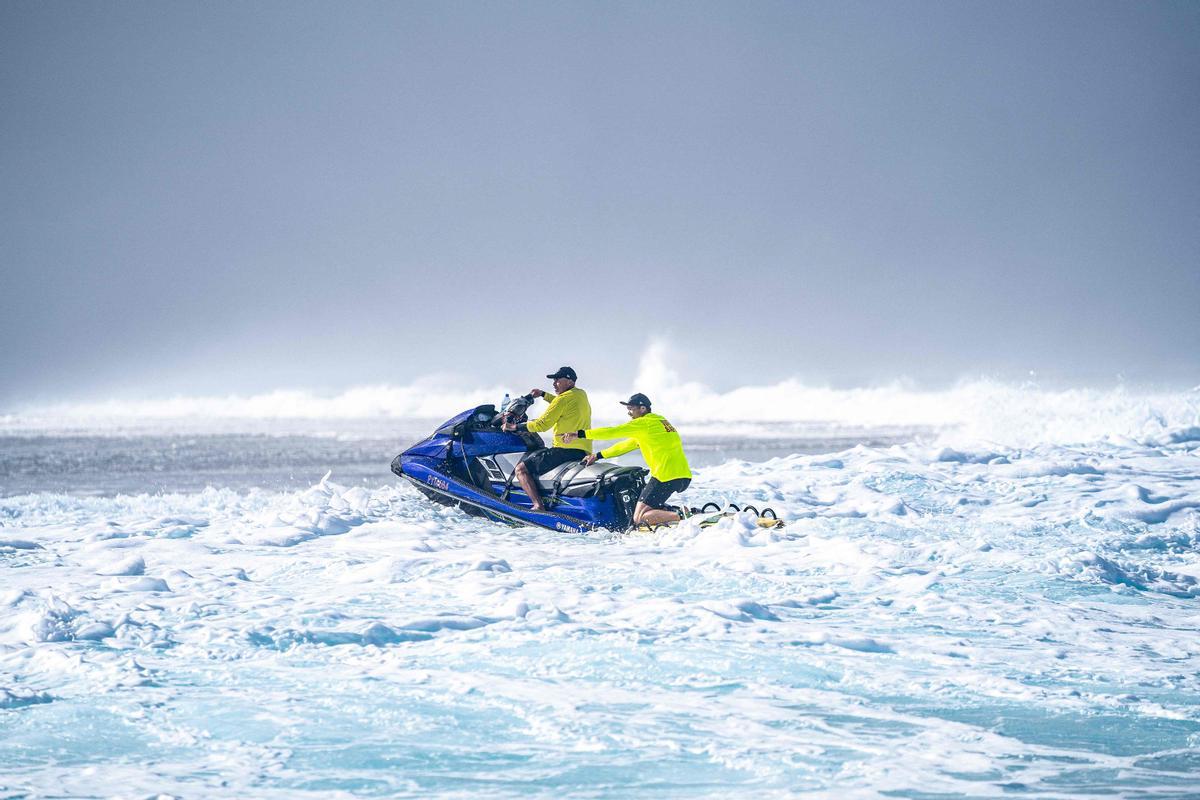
left=496, top=394, right=535, bottom=427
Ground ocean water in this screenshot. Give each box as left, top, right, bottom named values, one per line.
left=2, top=382, right=1199, bottom=798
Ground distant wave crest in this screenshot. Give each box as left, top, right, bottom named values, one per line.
left=3, top=342, right=1197, bottom=447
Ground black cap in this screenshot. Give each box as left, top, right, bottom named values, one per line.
left=546, top=366, right=577, bottom=381
left=619, top=392, right=652, bottom=409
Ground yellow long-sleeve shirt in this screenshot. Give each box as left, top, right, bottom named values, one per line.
left=526, top=388, right=592, bottom=452
left=583, top=413, right=691, bottom=481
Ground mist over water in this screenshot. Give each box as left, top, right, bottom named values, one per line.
left=3, top=359, right=1196, bottom=500
left=7, top=339, right=1200, bottom=437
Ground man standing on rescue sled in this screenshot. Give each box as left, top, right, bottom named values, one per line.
left=561, top=393, right=691, bottom=527
left=502, top=366, right=592, bottom=512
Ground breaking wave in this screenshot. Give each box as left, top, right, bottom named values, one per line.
left=3, top=341, right=1196, bottom=449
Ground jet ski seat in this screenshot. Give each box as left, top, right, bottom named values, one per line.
left=480, top=453, right=646, bottom=501
left=535, top=461, right=642, bottom=498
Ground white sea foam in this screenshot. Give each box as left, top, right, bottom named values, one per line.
left=2, top=431, right=1198, bottom=797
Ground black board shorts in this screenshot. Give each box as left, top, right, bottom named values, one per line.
left=522, top=447, right=586, bottom=476
left=639, top=477, right=691, bottom=509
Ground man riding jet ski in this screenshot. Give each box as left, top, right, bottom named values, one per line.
left=392, top=389, right=783, bottom=534
left=391, top=388, right=646, bottom=533
left=501, top=366, right=591, bottom=512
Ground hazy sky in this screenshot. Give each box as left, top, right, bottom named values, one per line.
left=3, top=1, right=1198, bottom=405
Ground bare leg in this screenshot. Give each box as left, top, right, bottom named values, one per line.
left=633, top=502, right=681, bottom=527
left=514, top=462, right=545, bottom=512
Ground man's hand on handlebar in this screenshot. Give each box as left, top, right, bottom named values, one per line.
left=529, top=388, right=544, bottom=398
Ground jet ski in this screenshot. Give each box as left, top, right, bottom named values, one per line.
left=391, top=395, right=647, bottom=532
